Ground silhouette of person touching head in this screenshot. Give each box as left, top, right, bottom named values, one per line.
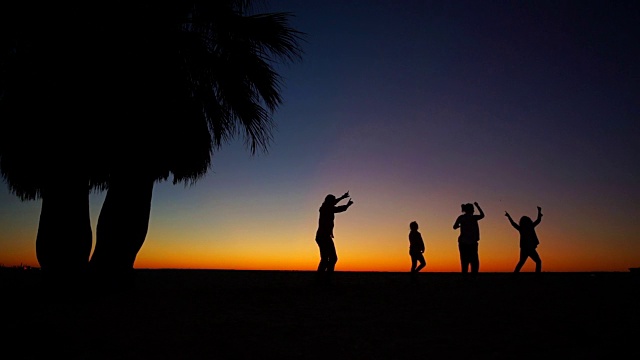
left=408, top=221, right=426, bottom=279
left=315, top=191, right=353, bottom=284
left=505, top=206, right=543, bottom=273
left=453, top=202, right=485, bottom=275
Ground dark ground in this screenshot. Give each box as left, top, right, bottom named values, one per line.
left=2, top=269, right=639, bottom=359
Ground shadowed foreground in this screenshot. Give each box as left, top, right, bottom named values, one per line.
left=2, top=270, right=638, bottom=359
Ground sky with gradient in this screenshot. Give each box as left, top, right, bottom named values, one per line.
left=1, top=0, right=638, bottom=272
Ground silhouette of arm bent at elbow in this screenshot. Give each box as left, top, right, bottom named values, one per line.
left=333, top=196, right=354, bottom=214
left=453, top=216, right=461, bottom=230
left=474, top=202, right=484, bottom=219
left=533, top=206, right=543, bottom=227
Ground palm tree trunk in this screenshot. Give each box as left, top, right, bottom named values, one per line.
left=35, top=179, right=92, bottom=284
left=90, top=173, right=154, bottom=286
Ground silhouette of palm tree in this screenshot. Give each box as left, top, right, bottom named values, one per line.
left=0, top=1, right=304, bottom=282
left=0, top=3, right=112, bottom=277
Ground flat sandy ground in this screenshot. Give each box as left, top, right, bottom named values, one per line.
left=2, top=269, right=638, bottom=359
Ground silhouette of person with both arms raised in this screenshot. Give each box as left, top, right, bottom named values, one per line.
left=408, top=221, right=426, bottom=279
left=453, top=202, right=484, bottom=275
left=315, top=191, right=353, bottom=284
left=505, top=206, right=543, bottom=273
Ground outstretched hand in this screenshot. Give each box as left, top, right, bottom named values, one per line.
left=347, top=198, right=354, bottom=206
left=504, top=211, right=510, bottom=217
left=342, top=191, right=350, bottom=198
left=537, top=206, right=542, bottom=215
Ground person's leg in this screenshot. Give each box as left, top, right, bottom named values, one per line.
left=317, top=259, right=327, bottom=272
left=317, top=240, right=337, bottom=285
left=316, top=239, right=328, bottom=272
left=415, top=254, right=426, bottom=272
left=326, top=240, right=338, bottom=272
left=470, top=243, right=479, bottom=273
left=410, top=255, right=418, bottom=272
left=459, top=243, right=468, bottom=273
left=514, top=248, right=527, bottom=272
left=530, top=249, right=542, bottom=273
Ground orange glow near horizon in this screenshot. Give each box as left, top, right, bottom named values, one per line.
left=129, top=235, right=639, bottom=273
left=1, top=200, right=639, bottom=273
left=2, top=198, right=639, bottom=273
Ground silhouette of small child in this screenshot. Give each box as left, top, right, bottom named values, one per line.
left=505, top=206, right=543, bottom=273
left=408, top=221, right=426, bottom=277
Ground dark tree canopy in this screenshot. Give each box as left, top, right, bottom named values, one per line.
left=0, top=1, right=305, bottom=200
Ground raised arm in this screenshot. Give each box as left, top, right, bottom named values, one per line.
left=337, top=191, right=350, bottom=202
left=334, top=198, right=354, bottom=213
left=474, top=202, right=485, bottom=219
left=533, top=206, right=543, bottom=226
left=505, top=211, right=519, bottom=229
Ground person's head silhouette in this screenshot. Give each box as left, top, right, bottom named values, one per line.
left=519, top=216, right=533, bottom=227
left=461, top=203, right=474, bottom=214
left=410, top=221, right=419, bottom=231
left=324, top=194, right=336, bottom=205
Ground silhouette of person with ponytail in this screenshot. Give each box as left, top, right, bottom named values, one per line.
left=453, top=202, right=484, bottom=275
